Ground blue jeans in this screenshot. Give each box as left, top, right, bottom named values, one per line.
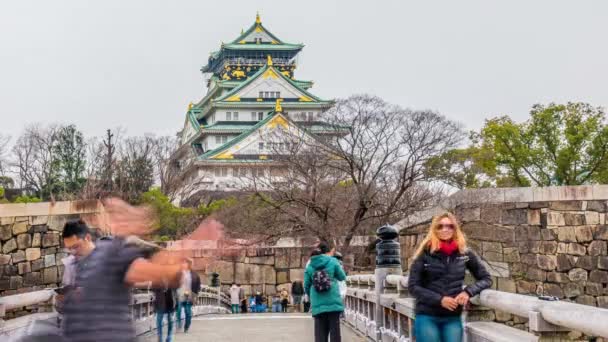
left=231, top=304, right=240, bottom=313
left=156, top=310, right=173, bottom=342
left=414, top=314, right=463, bottom=342
left=176, top=302, right=193, bottom=332
left=272, top=303, right=281, bottom=312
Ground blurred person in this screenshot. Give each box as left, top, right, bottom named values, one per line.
left=61, top=199, right=183, bottom=342
left=176, top=258, right=201, bottom=333
left=280, top=287, right=290, bottom=313
left=248, top=294, right=257, bottom=313
left=230, top=283, right=241, bottom=314
left=153, top=282, right=177, bottom=342
left=271, top=293, right=282, bottom=313
left=291, top=279, right=304, bottom=312
left=254, top=291, right=267, bottom=312
left=333, top=252, right=347, bottom=300
left=409, top=213, right=492, bottom=342
left=303, top=293, right=311, bottom=313
left=305, top=241, right=347, bottom=342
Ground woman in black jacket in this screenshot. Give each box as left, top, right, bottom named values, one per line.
left=408, top=212, right=492, bottom=342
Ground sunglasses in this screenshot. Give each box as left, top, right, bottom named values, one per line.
left=436, top=224, right=455, bottom=230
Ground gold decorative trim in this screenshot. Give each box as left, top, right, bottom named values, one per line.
left=262, top=68, right=279, bottom=79
left=298, top=96, right=313, bottom=102
left=226, top=95, right=241, bottom=102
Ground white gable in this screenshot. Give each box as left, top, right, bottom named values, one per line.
left=181, top=117, right=198, bottom=144
left=225, top=68, right=314, bottom=101
left=239, top=30, right=276, bottom=44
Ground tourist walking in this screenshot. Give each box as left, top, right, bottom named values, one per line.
left=230, top=283, right=241, bottom=313
left=333, top=252, right=347, bottom=300
left=153, top=284, right=177, bottom=342
left=61, top=199, right=183, bottom=342
left=271, top=293, right=282, bottom=313
left=291, top=280, right=304, bottom=312
left=408, top=212, right=492, bottom=342
left=176, top=258, right=201, bottom=333
left=280, top=287, right=290, bottom=312
left=304, top=241, right=347, bottom=342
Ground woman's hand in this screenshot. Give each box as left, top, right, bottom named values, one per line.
left=455, top=291, right=470, bottom=306
left=440, top=296, right=459, bottom=311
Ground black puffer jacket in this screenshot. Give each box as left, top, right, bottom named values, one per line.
left=408, top=248, right=492, bottom=317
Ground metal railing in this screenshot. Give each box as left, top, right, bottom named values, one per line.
left=0, top=285, right=231, bottom=340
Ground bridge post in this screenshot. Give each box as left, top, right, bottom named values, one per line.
left=374, top=224, right=402, bottom=341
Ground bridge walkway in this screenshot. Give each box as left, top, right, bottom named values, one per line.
left=140, top=313, right=365, bottom=342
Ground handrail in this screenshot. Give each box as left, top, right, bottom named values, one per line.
left=0, top=290, right=55, bottom=312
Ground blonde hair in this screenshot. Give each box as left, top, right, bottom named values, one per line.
left=413, top=212, right=467, bottom=259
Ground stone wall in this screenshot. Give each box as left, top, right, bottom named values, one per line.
left=398, top=185, right=608, bottom=334
left=0, top=200, right=102, bottom=319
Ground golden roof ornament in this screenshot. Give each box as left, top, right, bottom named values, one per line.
left=275, top=98, right=283, bottom=112
left=267, top=55, right=273, bottom=66
left=188, top=102, right=194, bottom=110
left=256, top=12, right=261, bottom=24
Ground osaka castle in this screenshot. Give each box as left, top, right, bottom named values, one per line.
left=173, top=13, right=345, bottom=200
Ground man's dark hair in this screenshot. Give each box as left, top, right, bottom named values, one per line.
left=62, top=219, right=90, bottom=239
left=318, top=241, right=332, bottom=254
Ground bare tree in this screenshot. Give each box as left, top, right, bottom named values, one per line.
left=221, top=95, right=464, bottom=248
left=0, top=133, right=10, bottom=176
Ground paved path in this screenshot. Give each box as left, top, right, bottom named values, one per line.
left=144, top=313, right=366, bottom=342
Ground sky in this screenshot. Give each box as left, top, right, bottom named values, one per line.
left=1, top=1, right=607, bottom=139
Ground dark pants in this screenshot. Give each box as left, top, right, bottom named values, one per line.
left=414, top=314, right=463, bottom=342
left=281, top=299, right=288, bottom=312
left=176, top=301, right=193, bottom=332
left=156, top=310, right=173, bottom=342
left=313, top=311, right=342, bottom=342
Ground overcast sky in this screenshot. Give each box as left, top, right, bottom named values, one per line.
left=1, top=1, right=607, bottom=140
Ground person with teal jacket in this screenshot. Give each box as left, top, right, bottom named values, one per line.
left=304, top=241, right=347, bottom=342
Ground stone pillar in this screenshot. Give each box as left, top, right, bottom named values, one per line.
left=374, top=224, right=402, bottom=341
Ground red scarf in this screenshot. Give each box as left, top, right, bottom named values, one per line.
left=438, top=240, right=458, bottom=255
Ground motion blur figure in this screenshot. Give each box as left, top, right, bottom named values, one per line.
left=61, top=198, right=183, bottom=342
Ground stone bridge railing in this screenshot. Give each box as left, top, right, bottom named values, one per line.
left=0, top=285, right=231, bottom=341
left=343, top=225, right=608, bottom=341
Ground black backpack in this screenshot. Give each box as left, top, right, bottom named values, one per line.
left=312, top=268, right=332, bottom=292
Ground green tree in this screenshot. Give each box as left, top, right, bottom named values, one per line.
left=54, top=125, right=87, bottom=197
left=479, top=102, right=608, bottom=186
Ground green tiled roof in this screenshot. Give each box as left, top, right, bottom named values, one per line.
left=222, top=43, right=303, bottom=51
left=201, top=122, right=256, bottom=132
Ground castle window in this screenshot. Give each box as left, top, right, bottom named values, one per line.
left=258, top=112, right=263, bottom=120
left=239, top=168, right=247, bottom=177
left=215, top=136, right=221, bottom=144
left=259, top=142, right=264, bottom=150
left=264, top=91, right=270, bottom=98
left=233, top=112, right=239, bottom=120
left=308, top=112, right=314, bottom=121
left=222, top=136, right=228, bottom=143
left=275, top=92, right=281, bottom=98
left=259, top=91, right=263, bottom=98
left=226, top=112, right=232, bottom=121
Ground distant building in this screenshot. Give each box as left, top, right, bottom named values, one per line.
left=172, top=14, right=345, bottom=202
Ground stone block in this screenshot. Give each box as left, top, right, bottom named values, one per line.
left=598, top=296, right=608, bottom=309
left=30, top=224, right=48, bottom=233
left=23, top=272, right=41, bottom=286
left=567, top=243, right=587, bottom=256
left=48, top=216, right=67, bottom=231
left=17, top=262, right=30, bottom=275
left=501, top=209, right=528, bottom=225
left=568, top=268, right=588, bottom=282
left=586, top=212, right=600, bottom=225
left=497, top=278, right=516, bottom=293
left=25, top=247, right=41, bottom=261
left=563, top=283, right=583, bottom=298
left=10, top=275, right=23, bottom=289
left=16, top=233, right=32, bottom=249
left=589, top=241, right=607, bottom=256
left=247, top=256, right=275, bottom=265
left=540, top=229, right=556, bottom=241
left=12, top=221, right=28, bottom=235
left=42, top=233, right=60, bottom=247
left=601, top=213, right=607, bottom=224
left=547, top=272, right=569, bottom=283
left=462, top=222, right=514, bottom=242
left=521, top=254, right=536, bottom=265
left=599, top=257, right=608, bottom=270
left=587, top=200, right=608, bottom=212
left=275, top=251, right=289, bottom=268
left=586, top=282, right=603, bottom=296
left=32, top=233, right=41, bottom=247
left=546, top=212, right=566, bottom=226
left=556, top=254, right=572, bottom=272
left=456, top=205, right=480, bottom=222
left=539, top=241, right=557, bottom=254
left=576, top=295, right=597, bottom=306
left=263, top=265, right=276, bottom=284
left=276, top=271, right=288, bottom=284
left=4, top=264, right=17, bottom=276
left=43, top=266, right=58, bottom=284
left=543, top=283, right=564, bottom=298
left=503, top=247, right=520, bottom=263
left=480, top=205, right=502, bottom=223
left=515, top=227, right=528, bottom=242
left=289, top=268, right=304, bottom=282
left=574, top=256, right=596, bottom=270
left=557, top=243, right=568, bottom=253
left=537, top=255, right=557, bottom=271
left=31, top=259, right=44, bottom=271
left=0, top=225, right=12, bottom=241
left=0, top=254, right=11, bottom=265
left=288, top=249, right=302, bottom=268
left=517, top=241, right=529, bottom=254
left=2, top=238, right=17, bottom=254
left=11, top=250, right=25, bottom=263
left=527, top=267, right=546, bottom=281
left=29, top=215, right=48, bottom=225
left=556, top=227, right=576, bottom=242
left=528, top=241, right=541, bottom=253
left=528, top=209, right=541, bottom=225
left=550, top=201, right=585, bottom=211
left=43, top=247, right=57, bottom=255
left=590, top=270, right=608, bottom=283
left=44, top=254, right=56, bottom=267
left=212, top=260, right=234, bottom=283
left=595, top=225, right=608, bottom=240
left=527, top=226, right=541, bottom=240
left=575, top=226, right=593, bottom=242
left=516, top=280, right=536, bottom=294
left=494, top=310, right=512, bottom=322
left=563, top=213, right=585, bottom=226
